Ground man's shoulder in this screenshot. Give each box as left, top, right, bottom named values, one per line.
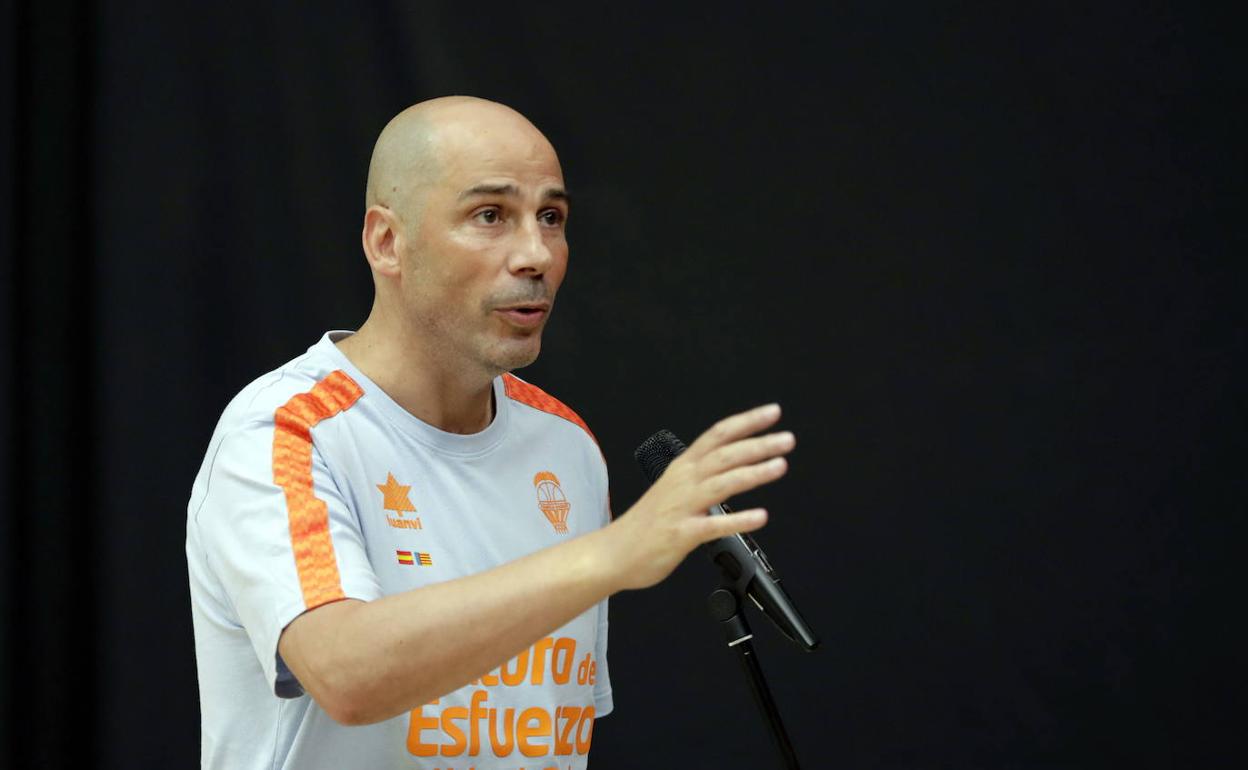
left=188, top=340, right=360, bottom=514
left=501, top=373, right=598, bottom=446
left=214, top=340, right=356, bottom=437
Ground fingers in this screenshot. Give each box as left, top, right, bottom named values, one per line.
left=676, top=404, right=793, bottom=513
left=700, top=431, right=795, bottom=477
left=692, top=508, right=768, bottom=543
left=684, top=403, right=782, bottom=460
left=694, top=455, right=789, bottom=511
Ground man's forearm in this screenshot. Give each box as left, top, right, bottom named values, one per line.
left=280, top=523, right=623, bottom=725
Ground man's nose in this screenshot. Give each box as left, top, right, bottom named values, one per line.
left=508, top=218, right=555, bottom=276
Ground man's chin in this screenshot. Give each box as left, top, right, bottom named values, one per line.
left=487, top=337, right=543, bottom=373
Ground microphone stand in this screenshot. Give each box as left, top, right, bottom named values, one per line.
left=633, top=430, right=811, bottom=768
left=708, top=584, right=801, bottom=770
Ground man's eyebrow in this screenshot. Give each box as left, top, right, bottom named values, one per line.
left=459, top=183, right=520, bottom=200
left=456, top=183, right=570, bottom=205
left=543, top=187, right=570, bottom=205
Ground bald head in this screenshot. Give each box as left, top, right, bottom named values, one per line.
left=364, top=96, right=559, bottom=226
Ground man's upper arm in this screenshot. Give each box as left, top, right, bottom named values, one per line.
left=195, top=423, right=382, bottom=697
left=277, top=596, right=367, bottom=704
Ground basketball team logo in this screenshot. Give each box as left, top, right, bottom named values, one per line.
left=533, top=471, right=571, bottom=533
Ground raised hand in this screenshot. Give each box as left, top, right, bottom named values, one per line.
left=608, top=404, right=796, bottom=590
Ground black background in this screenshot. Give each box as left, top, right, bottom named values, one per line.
left=3, top=2, right=1245, bottom=767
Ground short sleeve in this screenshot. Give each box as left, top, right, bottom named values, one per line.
left=193, top=423, right=383, bottom=698
left=592, top=596, right=613, bottom=716
left=592, top=457, right=614, bottom=716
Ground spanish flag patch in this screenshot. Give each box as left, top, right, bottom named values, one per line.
left=396, top=550, right=415, bottom=565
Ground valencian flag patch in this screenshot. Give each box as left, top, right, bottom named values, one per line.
left=397, top=550, right=433, bottom=566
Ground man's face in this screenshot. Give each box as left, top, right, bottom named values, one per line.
left=398, top=120, right=569, bottom=375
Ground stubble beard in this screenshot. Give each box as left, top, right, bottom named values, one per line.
left=477, top=285, right=552, bottom=373
left=410, top=301, right=545, bottom=379
left=480, top=320, right=544, bottom=373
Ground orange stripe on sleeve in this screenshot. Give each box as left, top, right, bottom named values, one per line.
left=502, top=373, right=597, bottom=443
left=272, top=370, right=365, bottom=609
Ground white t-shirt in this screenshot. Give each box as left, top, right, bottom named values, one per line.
left=187, top=331, right=613, bottom=770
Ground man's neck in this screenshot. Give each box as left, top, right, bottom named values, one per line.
left=335, top=317, right=497, bottom=435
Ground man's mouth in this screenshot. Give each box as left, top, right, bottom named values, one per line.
left=494, top=302, right=550, bottom=328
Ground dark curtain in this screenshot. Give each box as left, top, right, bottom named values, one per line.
left=5, top=2, right=97, bottom=768
left=3, top=2, right=1244, bottom=767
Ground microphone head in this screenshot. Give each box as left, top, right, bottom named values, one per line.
left=634, top=429, right=687, bottom=483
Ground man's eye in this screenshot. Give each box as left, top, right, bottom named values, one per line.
left=475, top=208, right=501, bottom=224
left=539, top=209, right=565, bottom=226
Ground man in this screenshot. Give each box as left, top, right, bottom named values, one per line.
left=186, top=96, right=795, bottom=769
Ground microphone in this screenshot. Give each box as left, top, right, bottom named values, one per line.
left=635, top=429, right=819, bottom=651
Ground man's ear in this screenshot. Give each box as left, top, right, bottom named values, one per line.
left=361, top=205, right=403, bottom=278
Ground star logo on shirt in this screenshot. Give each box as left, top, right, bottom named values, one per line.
left=376, top=472, right=417, bottom=516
